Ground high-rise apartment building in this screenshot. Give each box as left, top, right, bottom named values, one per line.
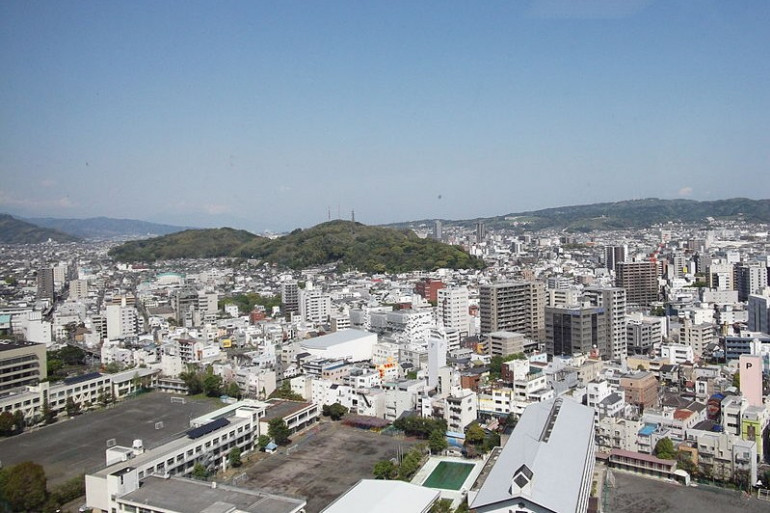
left=281, top=281, right=300, bottom=316
left=615, top=261, right=660, bottom=307
left=583, top=287, right=627, bottom=361
left=36, top=268, right=55, bottom=302
left=545, top=305, right=607, bottom=358
left=735, top=263, right=768, bottom=302
left=299, top=289, right=331, bottom=323
left=480, top=281, right=545, bottom=342
left=437, top=286, right=469, bottom=335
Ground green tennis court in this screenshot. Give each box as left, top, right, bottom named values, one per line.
left=423, top=461, right=475, bottom=490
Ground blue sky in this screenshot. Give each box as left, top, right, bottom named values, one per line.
left=1, top=0, right=768, bottom=232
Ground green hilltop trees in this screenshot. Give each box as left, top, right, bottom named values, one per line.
left=109, top=221, right=484, bottom=274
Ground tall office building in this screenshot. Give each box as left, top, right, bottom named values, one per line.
left=475, top=221, right=486, bottom=244
left=604, top=245, right=628, bottom=271
left=437, top=286, right=469, bottom=335
left=583, top=287, right=627, bottom=360
left=615, top=261, right=660, bottom=307
left=36, top=267, right=55, bottom=302
left=480, top=281, right=545, bottom=342
left=735, top=263, right=768, bottom=302
left=281, top=281, right=300, bottom=316
left=433, top=220, right=442, bottom=241
left=545, top=305, right=607, bottom=358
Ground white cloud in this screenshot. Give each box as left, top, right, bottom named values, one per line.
left=678, top=187, right=693, bottom=197
left=40, top=179, right=56, bottom=188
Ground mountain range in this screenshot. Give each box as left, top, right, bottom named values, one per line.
left=388, top=198, right=770, bottom=232
left=3, top=197, right=770, bottom=245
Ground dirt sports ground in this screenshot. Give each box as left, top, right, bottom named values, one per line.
left=606, top=469, right=770, bottom=513
left=232, top=420, right=419, bottom=513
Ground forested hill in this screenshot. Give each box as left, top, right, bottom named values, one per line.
left=108, top=228, right=260, bottom=262
left=235, top=220, right=485, bottom=273
left=109, top=220, right=484, bottom=273
left=0, top=214, right=81, bottom=243
left=390, top=198, right=770, bottom=232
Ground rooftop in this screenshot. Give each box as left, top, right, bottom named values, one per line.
left=0, top=340, right=43, bottom=352
left=120, top=476, right=306, bottom=513
left=320, top=479, right=439, bottom=513
left=299, top=329, right=374, bottom=349
left=262, top=400, right=314, bottom=422
left=470, top=398, right=594, bottom=512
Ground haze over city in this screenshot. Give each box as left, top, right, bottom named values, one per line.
left=1, top=0, right=769, bottom=232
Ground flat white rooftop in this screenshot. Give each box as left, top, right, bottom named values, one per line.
left=321, top=479, right=439, bottom=513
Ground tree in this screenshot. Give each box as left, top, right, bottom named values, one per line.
left=429, top=429, right=448, bottom=455
left=58, top=345, right=86, bottom=365
left=269, top=381, right=305, bottom=401
left=228, top=447, right=242, bottom=468
left=676, top=452, right=698, bottom=477
left=397, top=448, right=422, bottom=481
left=654, top=437, right=677, bottom=460
left=322, top=403, right=349, bottom=421
left=191, top=462, right=208, bottom=480
left=203, top=374, right=223, bottom=397
left=373, top=459, right=397, bottom=480
left=65, top=397, right=81, bottom=417
left=0, top=461, right=48, bottom=512
left=47, top=474, right=85, bottom=510
left=0, top=411, right=14, bottom=436
left=732, top=372, right=740, bottom=389
left=464, top=422, right=486, bottom=446
left=225, top=381, right=242, bottom=399
left=268, top=418, right=291, bottom=445
left=41, top=398, right=56, bottom=425
left=180, top=368, right=204, bottom=395
left=13, top=410, right=24, bottom=434
left=258, top=434, right=271, bottom=451
left=430, top=499, right=453, bottom=513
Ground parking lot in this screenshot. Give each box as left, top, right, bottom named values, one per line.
left=606, top=469, right=770, bottom=513
left=236, top=420, right=419, bottom=513
left=0, top=392, right=220, bottom=485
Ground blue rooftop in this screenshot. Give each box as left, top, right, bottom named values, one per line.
left=638, top=424, right=657, bottom=436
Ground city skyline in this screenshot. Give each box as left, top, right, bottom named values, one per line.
left=2, top=1, right=769, bottom=232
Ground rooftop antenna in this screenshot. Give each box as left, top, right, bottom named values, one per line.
left=351, top=210, right=355, bottom=223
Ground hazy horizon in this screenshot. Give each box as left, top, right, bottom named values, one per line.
left=2, top=1, right=768, bottom=232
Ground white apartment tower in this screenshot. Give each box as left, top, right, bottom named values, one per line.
left=437, top=286, right=470, bottom=336
left=299, top=289, right=331, bottom=324
left=583, top=287, right=627, bottom=361
left=427, top=335, right=447, bottom=389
